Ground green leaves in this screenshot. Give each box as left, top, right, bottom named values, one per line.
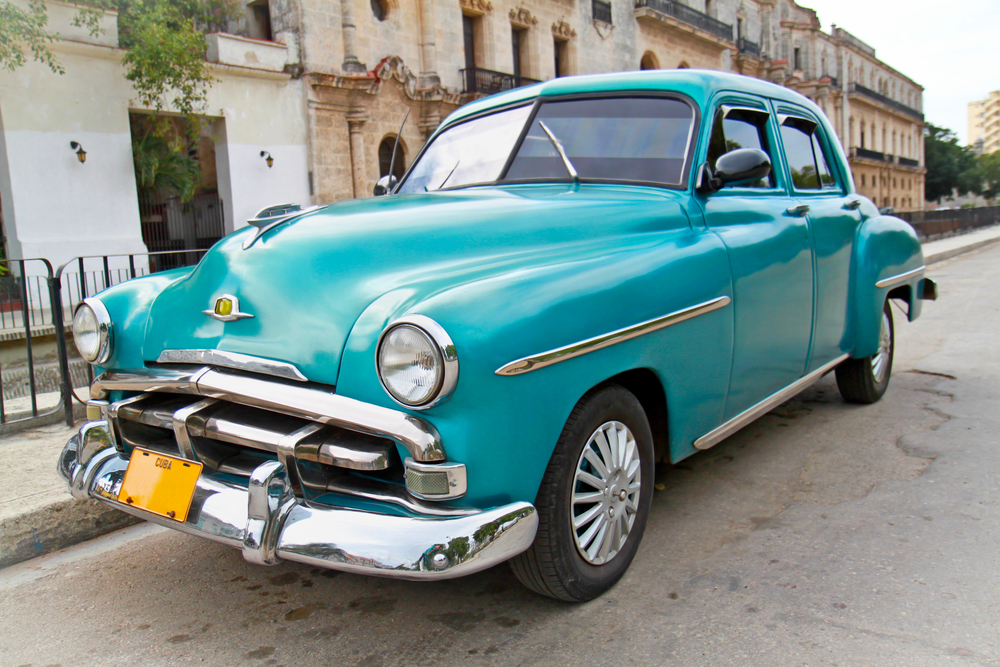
left=131, top=116, right=201, bottom=202
left=0, top=0, right=64, bottom=73
left=924, top=124, right=980, bottom=203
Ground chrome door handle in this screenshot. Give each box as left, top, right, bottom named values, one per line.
left=844, top=198, right=862, bottom=210
left=786, top=204, right=810, bottom=216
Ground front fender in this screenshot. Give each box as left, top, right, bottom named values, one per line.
left=850, top=215, right=924, bottom=358
left=87, top=267, right=195, bottom=372
left=336, top=226, right=734, bottom=507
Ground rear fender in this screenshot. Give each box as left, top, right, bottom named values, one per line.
left=850, top=215, right=924, bottom=358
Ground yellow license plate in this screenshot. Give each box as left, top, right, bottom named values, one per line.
left=117, top=449, right=203, bottom=523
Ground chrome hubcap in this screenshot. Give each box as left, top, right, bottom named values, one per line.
left=871, top=310, right=892, bottom=383
left=571, top=421, right=642, bottom=565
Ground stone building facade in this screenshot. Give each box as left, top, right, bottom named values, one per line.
left=272, top=0, right=925, bottom=211
left=968, top=90, right=1000, bottom=156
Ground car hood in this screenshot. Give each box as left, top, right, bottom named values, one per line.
left=140, top=184, right=690, bottom=386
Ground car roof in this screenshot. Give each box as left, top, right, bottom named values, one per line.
left=444, top=69, right=824, bottom=127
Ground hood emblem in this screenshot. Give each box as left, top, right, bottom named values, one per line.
left=204, top=294, right=254, bottom=322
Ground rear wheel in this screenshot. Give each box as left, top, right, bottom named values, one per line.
left=836, top=300, right=894, bottom=404
left=511, top=384, right=654, bottom=601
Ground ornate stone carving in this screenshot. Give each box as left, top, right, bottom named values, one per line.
left=459, top=0, right=492, bottom=16
left=552, top=20, right=576, bottom=39
left=509, top=7, right=538, bottom=28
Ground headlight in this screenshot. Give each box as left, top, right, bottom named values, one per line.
left=72, top=299, right=113, bottom=363
left=376, top=315, right=458, bottom=409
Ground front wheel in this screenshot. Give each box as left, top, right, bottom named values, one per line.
left=836, top=300, right=894, bottom=404
left=510, top=384, right=654, bottom=601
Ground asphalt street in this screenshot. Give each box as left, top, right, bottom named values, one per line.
left=1, top=244, right=997, bottom=667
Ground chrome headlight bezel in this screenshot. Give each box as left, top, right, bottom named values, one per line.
left=72, top=298, right=113, bottom=364
left=376, top=315, right=458, bottom=410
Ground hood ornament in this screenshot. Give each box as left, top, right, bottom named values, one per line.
left=204, top=294, right=254, bottom=322
left=243, top=203, right=328, bottom=250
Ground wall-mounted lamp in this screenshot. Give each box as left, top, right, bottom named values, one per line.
left=260, top=150, right=274, bottom=168
left=70, top=141, right=87, bottom=164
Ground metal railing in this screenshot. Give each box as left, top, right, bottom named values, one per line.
left=736, top=37, right=759, bottom=56
left=634, top=0, right=733, bottom=42
left=593, top=0, right=613, bottom=24
left=897, top=206, right=1000, bottom=241
left=898, top=156, right=920, bottom=168
left=460, top=67, right=541, bottom=96
left=139, top=192, right=225, bottom=266
left=850, top=147, right=886, bottom=162
left=0, top=258, right=67, bottom=426
left=847, top=82, right=924, bottom=121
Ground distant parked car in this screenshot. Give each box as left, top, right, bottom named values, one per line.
left=60, top=70, right=936, bottom=601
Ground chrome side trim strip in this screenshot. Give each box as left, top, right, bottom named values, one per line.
left=876, top=265, right=926, bottom=289
left=694, top=353, right=850, bottom=451
left=157, top=350, right=308, bottom=382
left=495, top=296, right=732, bottom=377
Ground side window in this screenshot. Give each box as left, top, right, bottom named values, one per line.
left=780, top=116, right=838, bottom=191
left=706, top=106, right=775, bottom=188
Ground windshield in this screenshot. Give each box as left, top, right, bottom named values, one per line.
left=396, top=96, right=695, bottom=193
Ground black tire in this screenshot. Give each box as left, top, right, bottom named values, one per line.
left=836, top=300, right=894, bottom=404
left=511, top=384, right=655, bottom=602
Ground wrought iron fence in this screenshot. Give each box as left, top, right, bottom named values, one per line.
left=593, top=0, right=613, bottom=24
left=0, top=258, right=69, bottom=426
left=461, top=67, right=541, bottom=95
left=897, top=206, right=1000, bottom=241
left=850, top=147, right=888, bottom=162
left=736, top=37, right=759, bottom=56
left=898, top=156, right=920, bottom=168
left=634, top=0, right=733, bottom=42
left=139, top=192, right=225, bottom=263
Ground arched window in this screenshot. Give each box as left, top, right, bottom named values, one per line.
left=640, top=52, right=659, bottom=70
left=677, top=61, right=690, bottom=69
left=378, top=135, right=407, bottom=180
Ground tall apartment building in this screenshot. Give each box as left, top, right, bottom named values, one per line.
left=968, top=90, right=1000, bottom=155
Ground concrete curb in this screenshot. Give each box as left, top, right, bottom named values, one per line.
left=0, top=495, right=142, bottom=570
left=926, top=235, right=1000, bottom=266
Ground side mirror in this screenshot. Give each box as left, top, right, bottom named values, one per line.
left=373, top=175, right=397, bottom=197
left=697, top=148, right=771, bottom=193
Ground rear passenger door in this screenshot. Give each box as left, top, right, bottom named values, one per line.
left=698, top=96, right=814, bottom=421
left=774, top=105, right=864, bottom=371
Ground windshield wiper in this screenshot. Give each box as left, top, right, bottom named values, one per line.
left=537, top=121, right=579, bottom=185
left=437, top=160, right=461, bottom=190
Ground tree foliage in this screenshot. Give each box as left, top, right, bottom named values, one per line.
left=0, top=0, right=63, bottom=73
left=977, top=151, right=1000, bottom=202
left=1, top=0, right=239, bottom=116
left=924, top=124, right=980, bottom=203
left=131, top=115, right=201, bottom=203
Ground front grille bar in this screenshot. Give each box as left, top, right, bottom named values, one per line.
left=92, top=367, right=445, bottom=462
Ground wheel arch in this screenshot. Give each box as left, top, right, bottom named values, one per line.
left=593, top=368, right=670, bottom=463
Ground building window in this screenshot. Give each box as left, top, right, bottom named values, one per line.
left=371, top=0, right=388, bottom=21
left=378, top=136, right=406, bottom=180
left=463, top=15, right=477, bottom=71
left=705, top=0, right=713, bottom=17
left=511, top=28, right=526, bottom=78
left=677, top=61, right=690, bottom=69
left=554, top=39, right=568, bottom=77
left=794, top=47, right=801, bottom=70
left=247, top=0, right=273, bottom=41
left=640, top=51, right=658, bottom=70
left=860, top=128, right=865, bottom=149
left=861, top=174, right=865, bottom=187
left=736, top=17, right=743, bottom=40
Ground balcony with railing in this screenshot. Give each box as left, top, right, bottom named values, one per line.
left=848, top=83, right=924, bottom=121
left=736, top=37, right=759, bottom=57
left=898, top=156, right=920, bottom=168
left=634, top=0, right=733, bottom=43
left=851, top=147, right=887, bottom=162
left=461, top=67, right=541, bottom=96
left=593, top=0, right=613, bottom=23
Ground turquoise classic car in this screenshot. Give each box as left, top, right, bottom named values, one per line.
left=60, top=70, right=936, bottom=601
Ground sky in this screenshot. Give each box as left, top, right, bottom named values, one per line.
left=794, top=0, right=1000, bottom=144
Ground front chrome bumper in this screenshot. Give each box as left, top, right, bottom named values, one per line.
left=58, top=431, right=538, bottom=580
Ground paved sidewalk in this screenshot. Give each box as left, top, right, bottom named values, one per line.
left=0, top=224, right=997, bottom=570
